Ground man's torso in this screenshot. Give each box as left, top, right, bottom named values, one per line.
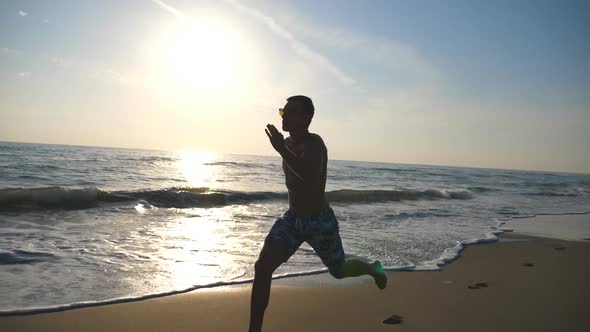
left=282, top=133, right=328, bottom=216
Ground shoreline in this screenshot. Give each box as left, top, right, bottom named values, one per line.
left=2, top=230, right=589, bottom=331
left=4, top=211, right=588, bottom=317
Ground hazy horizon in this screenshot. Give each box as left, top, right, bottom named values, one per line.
left=2, top=139, right=588, bottom=175
left=1, top=0, right=589, bottom=173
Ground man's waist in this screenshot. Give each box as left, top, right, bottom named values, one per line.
left=287, top=200, right=329, bottom=217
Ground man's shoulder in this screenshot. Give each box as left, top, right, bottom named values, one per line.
left=308, top=133, right=326, bottom=150
left=308, top=133, right=324, bottom=143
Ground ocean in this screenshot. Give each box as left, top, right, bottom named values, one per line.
left=1, top=141, right=589, bottom=313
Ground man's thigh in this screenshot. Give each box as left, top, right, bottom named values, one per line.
left=256, top=239, right=291, bottom=274
left=259, top=214, right=303, bottom=266
left=305, top=211, right=345, bottom=274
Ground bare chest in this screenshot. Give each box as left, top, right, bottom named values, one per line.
left=285, top=139, right=305, bottom=157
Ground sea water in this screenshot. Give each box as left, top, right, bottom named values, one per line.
left=1, top=141, right=589, bottom=313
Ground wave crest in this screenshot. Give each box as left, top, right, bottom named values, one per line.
left=0, top=186, right=476, bottom=211
left=0, top=249, right=58, bottom=265
left=326, top=189, right=473, bottom=202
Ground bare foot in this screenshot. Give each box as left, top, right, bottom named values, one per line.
left=371, top=260, right=387, bottom=290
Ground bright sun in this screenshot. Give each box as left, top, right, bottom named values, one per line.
left=148, top=16, right=243, bottom=92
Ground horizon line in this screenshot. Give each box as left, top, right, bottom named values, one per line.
left=1, top=139, right=588, bottom=176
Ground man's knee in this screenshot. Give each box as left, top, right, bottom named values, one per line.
left=254, top=257, right=281, bottom=276
left=254, top=259, right=269, bottom=275
left=255, top=239, right=289, bottom=275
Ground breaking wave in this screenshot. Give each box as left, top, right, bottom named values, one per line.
left=0, top=186, right=478, bottom=211
left=0, top=250, right=59, bottom=265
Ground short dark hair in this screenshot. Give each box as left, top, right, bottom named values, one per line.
left=287, top=95, right=314, bottom=121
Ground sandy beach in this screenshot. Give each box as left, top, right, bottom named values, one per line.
left=2, top=225, right=589, bottom=332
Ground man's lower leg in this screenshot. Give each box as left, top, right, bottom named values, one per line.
left=249, top=272, right=272, bottom=332
left=342, top=258, right=373, bottom=277
left=341, top=259, right=387, bottom=289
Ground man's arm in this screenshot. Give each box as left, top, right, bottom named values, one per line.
left=265, top=124, right=323, bottom=183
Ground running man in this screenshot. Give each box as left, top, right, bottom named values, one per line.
left=249, top=95, right=387, bottom=332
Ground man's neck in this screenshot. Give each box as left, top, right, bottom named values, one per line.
left=289, top=129, right=310, bottom=143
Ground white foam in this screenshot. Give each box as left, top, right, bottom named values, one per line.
left=414, top=228, right=505, bottom=271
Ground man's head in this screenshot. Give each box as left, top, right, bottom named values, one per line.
left=281, top=95, right=315, bottom=132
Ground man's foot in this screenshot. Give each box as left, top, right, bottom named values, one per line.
left=371, top=260, right=387, bottom=290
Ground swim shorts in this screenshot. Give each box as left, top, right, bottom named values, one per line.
left=264, top=205, right=345, bottom=275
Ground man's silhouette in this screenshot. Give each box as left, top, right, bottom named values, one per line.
left=249, top=95, right=387, bottom=332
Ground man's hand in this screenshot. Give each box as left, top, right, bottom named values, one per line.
left=265, top=124, right=285, bottom=153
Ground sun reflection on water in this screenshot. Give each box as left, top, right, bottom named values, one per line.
left=153, top=207, right=245, bottom=289
left=146, top=152, right=263, bottom=290
left=176, top=150, right=217, bottom=188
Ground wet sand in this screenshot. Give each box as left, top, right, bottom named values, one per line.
left=2, top=232, right=589, bottom=332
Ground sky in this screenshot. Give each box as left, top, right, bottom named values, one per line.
left=1, top=0, right=589, bottom=173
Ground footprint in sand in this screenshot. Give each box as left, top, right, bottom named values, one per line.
left=383, top=314, right=403, bottom=325
left=468, top=282, right=488, bottom=289
left=522, top=262, right=535, bottom=267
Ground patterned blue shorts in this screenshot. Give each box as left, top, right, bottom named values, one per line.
left=264, top=205, right=345, bottom=275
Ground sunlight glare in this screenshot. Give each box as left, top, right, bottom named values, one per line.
left=155, top=211, right=233, bottom=288
left=149, top=16, right=244, bottom=93
left=177, top=150, right=217, bottom=187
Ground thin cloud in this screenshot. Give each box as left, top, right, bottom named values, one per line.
left=149, top=0, right=355, bottom=86
left=270, top=13, right=447, bottom=119
left=18, top=10, right=28, bottom=17
left=150, top=0, right=186, bottom=20
left=17, top=71, right=32, bottom=78
left=288, top=18, right=441, bottom=88
left=0, top=47, right=20, bottom=56
left=223, top=0, right=356, bottom=86
left=48, top=55, right=135, bottom=86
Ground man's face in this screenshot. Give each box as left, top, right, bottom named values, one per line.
left=281, top=101, right=308, bottom=132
